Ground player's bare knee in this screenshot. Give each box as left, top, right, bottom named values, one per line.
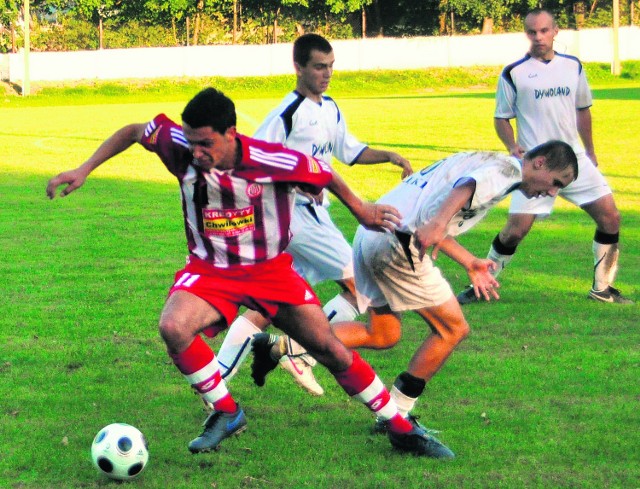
left=158, top=317, right=188, bottom=350
left=446, top=321, right=470, bottom=346
left=600, top=208, right=621, bottom=234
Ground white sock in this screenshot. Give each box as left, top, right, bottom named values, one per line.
left=390, top=385, right=418, bottom=418
left=593, top=241, right=619, bottom=291
left=323, top=293, right=359, bottom=323
left=216, top=316, right=261, bottom=381
left=487, top=245, right=514, bottom=279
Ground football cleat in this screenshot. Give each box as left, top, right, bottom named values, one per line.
left=280, top=354, right=324, bottom=396
left=188, top=407, right=247, bottom=453
left=388, top=416, right=454, bottom=459
left=250, top=333, right=280, bottom=387
left=588, top=286, right=634, bottom=304
left=373, top=415, right=440, bottom=436
left=456, top=286, right=479, bottom=305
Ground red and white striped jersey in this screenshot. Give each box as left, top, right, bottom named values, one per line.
left=140, top=113, right=333, bottom=267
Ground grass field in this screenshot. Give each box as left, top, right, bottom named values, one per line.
left=1, top=66, right=639, bottom=488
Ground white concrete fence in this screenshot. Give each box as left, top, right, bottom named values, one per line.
left=2, top=26, right=639, bottom=83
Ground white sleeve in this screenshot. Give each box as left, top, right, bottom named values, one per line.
left=331, top=103, right=367, bottom=165
left=575, top=65, right=593, bottom=110
left=465, top=164, right=518, bottom=207
left=253, top=109, right=287, bottom=144
left=494, top=73, right=517, bottom=119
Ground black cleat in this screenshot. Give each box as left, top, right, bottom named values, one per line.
left=372, top=418, right=389, bottom=434
left=588, top=286, right=633, bottom=304
left=188, top=407, right=247, bottom=453
left=373, top=415, right=440, bottom=436
left=388, top=416, right=454, bottom=459
left=250, top=333, right=280, bottom=387
left=456, top=286, right=479, bottom=305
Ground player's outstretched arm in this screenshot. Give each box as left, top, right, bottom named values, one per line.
left=437, top=238, right=500, bottom=302
left=46, top=123, right=147, bottom=199
left=327, top=168, right=401, bottom=233
left=355, top=148, right=413, bottom=179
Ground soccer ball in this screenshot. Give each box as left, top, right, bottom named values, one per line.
left=90, top=423, right=149, bottom=481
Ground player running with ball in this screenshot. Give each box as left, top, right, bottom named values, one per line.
left=46, top=87, right=451, bottom=458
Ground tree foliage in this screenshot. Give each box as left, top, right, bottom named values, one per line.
left=1, top=0, right=636, bottom=52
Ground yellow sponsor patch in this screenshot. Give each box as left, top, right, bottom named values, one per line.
left=202, top=206, right=256, bottom=238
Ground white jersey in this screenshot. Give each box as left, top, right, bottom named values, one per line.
left=378, top=152, right=523, bottom=237
left=495, top=52, right=592, bottom=155
left=254, top=91, right=367, bottom=206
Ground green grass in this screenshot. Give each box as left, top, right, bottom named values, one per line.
left=1, top=69, right=639, bottom=488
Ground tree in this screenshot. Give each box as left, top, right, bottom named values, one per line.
left=443, top=0, right=538, bottom=34
left=325, top=0, right=371, bottom=36
left=1, top=1, right=19, bottom=52
left=242, top=0, right=309, bottom=43
left=71, top=0, right=121, bottom=48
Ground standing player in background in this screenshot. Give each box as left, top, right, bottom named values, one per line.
left=216, top=33, right=413, bottom=395
left=457, top=8, right=633, bottom=305
left=46, top=87, right=445, bottom=457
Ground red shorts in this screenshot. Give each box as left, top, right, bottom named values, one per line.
left=169, top=253, right=321, bottom=337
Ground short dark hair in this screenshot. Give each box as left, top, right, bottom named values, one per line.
left=181, top=87, right=237, bottom=134
left=293, top=34, right=333, bottom=67
left=525, top=8, right=557, bottom=28
left=526, top=140, right=578, bottom=179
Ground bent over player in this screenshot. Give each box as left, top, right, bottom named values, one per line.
left=216, top=33, right=413, bottom=395
left=457, top=8, right=632, bottom=305
left=46, top=87, right=446, bottom=457
left=311, top=141, right=577, bottom=443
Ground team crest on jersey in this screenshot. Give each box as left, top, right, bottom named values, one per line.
left=148, top=125, right=161, bottom=145
left=306, top=156, right=321, bottom=174
left=202, top=206, right=256, bottom=237
left=246, top=183, right=263, bottom=198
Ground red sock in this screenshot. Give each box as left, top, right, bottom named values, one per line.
left=332, top=351, right=412, bottom=433
left=171, top=336, right=237, bottom=414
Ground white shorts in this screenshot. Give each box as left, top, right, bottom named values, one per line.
left=286, top=203, right=354, bottom=286
left=353, top=227, right=453, bottom=313
left=510, top=152, right=612, bottom=215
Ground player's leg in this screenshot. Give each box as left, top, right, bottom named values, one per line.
left=267, top=303, right=454, bottom=458
left=275, top=277, right=360, bottom=396
left=582, top=194, right=632, bottom=303
left=555, top=154, right=631, bottom=302
left=370, top=300, right=468, bottom=437
left=216, top=309, right=271, bottom=381
left=331, top=304, right=402, bottom=350
left=273, top=204, right=358, bottom=394
left=159, top=290, right=246, bottom=453
left=457, top=212, right=536, bottom=304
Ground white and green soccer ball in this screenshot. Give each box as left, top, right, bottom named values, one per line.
left=91, top=423, right=149, bottom=481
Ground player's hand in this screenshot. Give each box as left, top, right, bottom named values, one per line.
left=586, top=150, right=598, bottom=167
left=467, top=259, right=500, bottom=301
left=295, top=186, right=324, bottom=205
left=509, top=144, right=525, bottom=159
left=414, top=220, right=447, bottom=261
left=389, top=152, right=413, bottom=179
left=357, top=202, right=401, bottom=233
left=46, top=168, right=88, bottom=199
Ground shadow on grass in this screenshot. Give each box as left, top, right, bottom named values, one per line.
left=5, top=170, right=639, bottom=300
